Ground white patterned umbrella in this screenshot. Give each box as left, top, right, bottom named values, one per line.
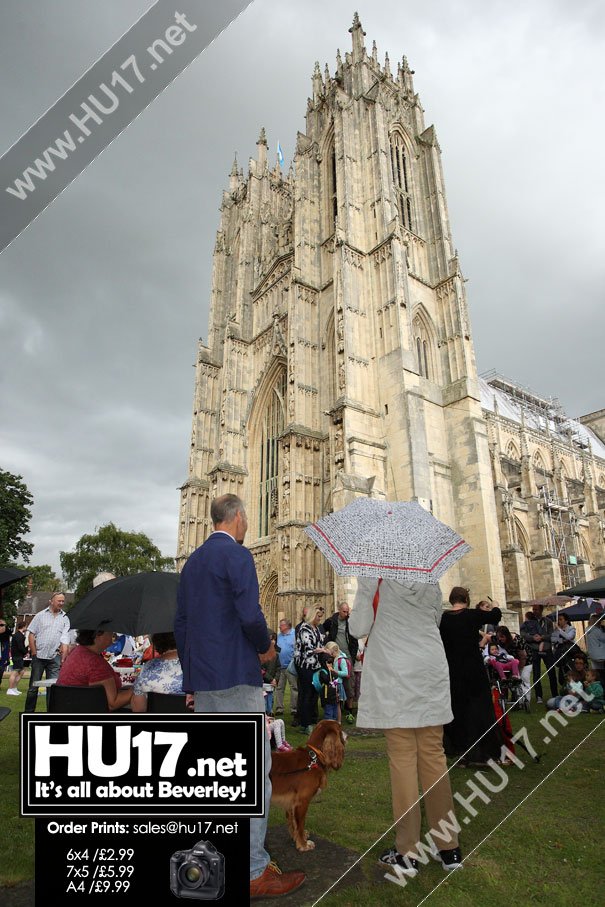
left=305, top=499, right=471, bottom=584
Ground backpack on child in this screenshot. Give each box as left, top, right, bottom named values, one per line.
left=334, top=654, right=352, bottom=679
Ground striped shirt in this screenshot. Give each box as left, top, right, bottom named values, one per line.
left=27, top=607, right=71, bottom=659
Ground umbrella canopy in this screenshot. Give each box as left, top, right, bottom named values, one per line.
left=67, top=571, right=179, bottom=636
left=529, top=595, right=572, bottom=610
left=558, top=576, right=605, bottom=598
left=304, top=499, right=471, bottom=584
left=547, top=599, right=605, bottom=622
left=0, top=567, right=31, bottom=590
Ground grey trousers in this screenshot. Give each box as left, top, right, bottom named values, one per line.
left=194, top=685, right=271, bottom=880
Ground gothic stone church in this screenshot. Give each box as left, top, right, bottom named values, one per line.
left=177, top=16, right=605, bottom=629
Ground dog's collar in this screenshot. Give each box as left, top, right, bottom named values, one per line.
left=306, top=744, right=326, bottom=769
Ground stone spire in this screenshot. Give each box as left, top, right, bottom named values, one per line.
left=349, top=11, right=366, bottom=62
left=400, top=55, right=415, bottom=94
left=312, top=61, right=323, bottom=100
left=229, top=153, right=239, bottom=189
left=256, top=127, right=267, bottom=167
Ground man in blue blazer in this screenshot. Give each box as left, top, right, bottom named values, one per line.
left=175, top=493, right=305, bottom=900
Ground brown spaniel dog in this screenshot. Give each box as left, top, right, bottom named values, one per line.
left=270, top=719, right=347, bottom=852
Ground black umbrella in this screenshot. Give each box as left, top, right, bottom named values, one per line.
left=67, top=571, right=180, bottom=635
left=558, top=577, right=605, bottom=598
left=547, top=599, right=605, bottom=622
left=0, top=567, right=31, bottom=590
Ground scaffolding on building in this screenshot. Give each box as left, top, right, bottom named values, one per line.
left=538, top=483, right=580, bottom=589
left=481, top=370, right=582, bottom=444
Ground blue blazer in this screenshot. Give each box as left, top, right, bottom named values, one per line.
left=174, top=532, right=270, bottom=692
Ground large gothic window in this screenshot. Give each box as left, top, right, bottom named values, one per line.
left=390, top=132, right=413, bottom=231
left=412, top=311, right=435, bottom=381
left=258, top=369, right=287, bottom=537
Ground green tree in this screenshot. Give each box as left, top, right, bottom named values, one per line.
left=0, top=469, right=34, bottom=565
left=60, top=522, right=174, bottom=600
left=0, top=564, right=62, bottom=625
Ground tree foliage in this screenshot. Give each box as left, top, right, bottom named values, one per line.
left=0, top=469, right=34, bottom=565
left=0, top=564, right=62, bottom=625
left=60, top=522, right=174, bottom=600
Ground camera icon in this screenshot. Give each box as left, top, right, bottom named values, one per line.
left=170, top=840, right=225, bottom=900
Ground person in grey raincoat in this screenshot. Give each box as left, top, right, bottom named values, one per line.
left=349, top=577, right=462, bottom=876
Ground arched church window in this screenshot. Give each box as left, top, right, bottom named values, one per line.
left=413, top=313, right=434, bottom=380
left=506, top=441, right=520, bottom=461
left=258, top=369, right=287, bottom=537
left=390, top=132, right=413, bottom=231
left=533, top=450, right=547, bottom=472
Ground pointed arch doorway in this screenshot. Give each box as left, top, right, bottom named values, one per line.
left=260, top=572, right=280, bottom=632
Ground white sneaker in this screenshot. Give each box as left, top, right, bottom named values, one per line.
left=6, top=689, right=22, bottom=696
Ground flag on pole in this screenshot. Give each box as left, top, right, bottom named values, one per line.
left=277, top=141, right=284, bottom=167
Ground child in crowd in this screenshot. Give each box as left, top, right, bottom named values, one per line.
left=324, top=641, right=351, bottom=721
left=313, top=649, right=340, bottom=721
left=582, top=669, right=604, bottom=712
left=262, top=632, right=281, bottom=715
left=484, top=642, right=521, bottom=681
left=546, top=657, right=588, bottom=714
left=266, top=715, right=293, bottom=751
left=353, top=635, right=366, bottom=704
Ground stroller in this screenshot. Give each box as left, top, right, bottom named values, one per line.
left=486, top=660, right=530, bottom=715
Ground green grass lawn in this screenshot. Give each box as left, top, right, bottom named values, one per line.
left=1, top=683, right=603, bottom=905
left=270, top=700, right=604, bottom=906
left=1, top=682, right=39, bottom=886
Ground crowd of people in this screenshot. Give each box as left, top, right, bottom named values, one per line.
left=0, top=596, right=189, bottom=715
left=2, top=492, right=604, bottom=898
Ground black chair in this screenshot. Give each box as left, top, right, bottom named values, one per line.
left=146, top=692, right=189, bottom=713
left=47, top=684, right=109, bottom=713
left=0, top=706, right=11, bottom=722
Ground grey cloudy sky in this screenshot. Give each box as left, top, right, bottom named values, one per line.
left=1, top=0, right=603, bottom=578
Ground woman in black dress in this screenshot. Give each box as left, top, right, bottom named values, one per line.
left=439, top=587, right=503, bottom=765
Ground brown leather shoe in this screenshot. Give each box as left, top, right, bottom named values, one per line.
left=250, top=861, right=306, bottom=899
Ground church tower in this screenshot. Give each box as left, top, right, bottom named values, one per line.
left=177, top=15, right=506, bottom=627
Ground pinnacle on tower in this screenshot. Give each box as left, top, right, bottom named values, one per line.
left=229, top=153, right=239, bottom=189
left=257, top=127, right=268, bottom=169
left=349, top=11, right=366, bottom=61
left=400, top=55, right=416, bottom=93
left=312, top=61, right=323, bottom=100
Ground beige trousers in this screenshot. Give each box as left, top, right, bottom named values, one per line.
left=384, top=725, right=459, bottom=856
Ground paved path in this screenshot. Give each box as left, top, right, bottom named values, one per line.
left=0, top=882, right=34, bottom=907
left=254, top=825, right=366, bottom=906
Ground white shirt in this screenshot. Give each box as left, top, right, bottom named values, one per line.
left=27, top=607, right=71, bottom=659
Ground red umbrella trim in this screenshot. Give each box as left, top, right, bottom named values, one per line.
left=311, top=524, right=467, bottom=572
